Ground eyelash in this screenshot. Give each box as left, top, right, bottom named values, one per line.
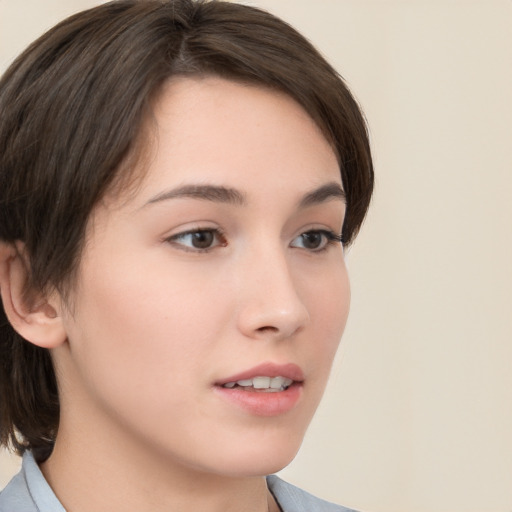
left=293, top=230, right=344, bottom=251
left=165, top=228, right=343, bottom=253
left=165, top=228, right=228, bottom=253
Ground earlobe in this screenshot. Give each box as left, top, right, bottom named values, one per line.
left=0, top=241, right=67, bottom=349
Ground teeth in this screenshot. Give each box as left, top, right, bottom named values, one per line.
left=270, top=377, right=290, bottom=389
left=222, top=376, right=293, bottom=391
left=253, top=376, right=271, bottom=389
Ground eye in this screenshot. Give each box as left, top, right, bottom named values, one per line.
left=290, top=229, right=343, bottom=251
left=166, top=228, right=227, bottom=252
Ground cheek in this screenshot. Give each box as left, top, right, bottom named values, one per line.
left=59, top=263, right=237, bottom=468
left=305, top=259, right=350, bottom=367
left=62, top=255, right=227, bottom=410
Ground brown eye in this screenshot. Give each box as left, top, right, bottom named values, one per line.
left=190, top=230, right=215, bottom=249
left=290, top=230, right=343, bottom=252
left=167, top=228, right=226, bottom=252
left=301, top=232, right=323, bottom=249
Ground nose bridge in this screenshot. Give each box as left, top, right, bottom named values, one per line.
left=236, top=237, right=310, bottom=339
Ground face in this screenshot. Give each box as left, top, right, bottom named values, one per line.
left=56, top=77, right=349, bottom=477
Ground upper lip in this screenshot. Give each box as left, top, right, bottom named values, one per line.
left=216, top=362, right=305, bottom=386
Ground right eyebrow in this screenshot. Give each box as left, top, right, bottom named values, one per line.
left=144, top=184, right=247, bottom=207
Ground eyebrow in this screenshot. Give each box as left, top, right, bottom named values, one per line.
left=298, top=182, right=346, bottom=208
left=144, top=181, right=345, bottom=208
left=145, top=184, right=246, bottom=206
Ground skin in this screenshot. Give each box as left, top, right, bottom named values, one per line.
left=2, top=77, right=350, bottom=512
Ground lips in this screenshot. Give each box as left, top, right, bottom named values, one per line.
left=214, top=362, right=304, bottom=416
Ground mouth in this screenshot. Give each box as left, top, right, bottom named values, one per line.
left=214, top=363, right=304, bottom=416
left=215, top=362, right=304, bottom=390
left=221, top=376, right=294, bottom=392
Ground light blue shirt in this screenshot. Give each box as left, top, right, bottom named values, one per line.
left=0, top=452, right=356, bottom=512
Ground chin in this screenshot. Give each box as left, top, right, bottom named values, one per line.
left=205, top=430, right=305, bottom=478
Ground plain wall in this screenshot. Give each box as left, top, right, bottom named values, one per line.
left=1, top=1, right=511, bottom=511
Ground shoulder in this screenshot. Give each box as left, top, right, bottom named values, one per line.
left=0, top=452, right=65, bottom=512
left=0, top=468, right=37, bottom=512
left=266, top=475, right=358, bottom=512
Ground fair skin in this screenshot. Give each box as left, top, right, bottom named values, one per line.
left=0, top=77, right=349, bottom=512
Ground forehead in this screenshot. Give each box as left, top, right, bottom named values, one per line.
left=144, top=77, right=338, bottom=192
left=106, top=76, right=341, bottom=211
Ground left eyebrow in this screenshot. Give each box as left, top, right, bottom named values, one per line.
left=298, top=182, right=346, bottom=208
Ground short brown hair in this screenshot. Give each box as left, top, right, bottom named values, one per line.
left=0, top=0, right=373, bottom=462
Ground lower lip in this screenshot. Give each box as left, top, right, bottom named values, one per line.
left=214, top=383, right=302, bottom=417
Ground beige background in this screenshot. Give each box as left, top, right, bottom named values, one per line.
left=1, top=1, right=511, bottom=511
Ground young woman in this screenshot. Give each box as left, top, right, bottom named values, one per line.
left=0, top=1, right=373, bottom=511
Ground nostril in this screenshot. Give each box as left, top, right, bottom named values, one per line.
left=256, top=326, right=279, bottom=333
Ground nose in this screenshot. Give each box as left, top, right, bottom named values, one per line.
left=235, top=246, right=310, bottom=341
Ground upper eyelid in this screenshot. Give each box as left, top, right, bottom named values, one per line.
left=293, top=226, right=342, bottom=240
left=162, top=222, right=220, bottom=239
left=165, top=227, right=224, bottom=241
left=291, top=229, right=343, bottom=248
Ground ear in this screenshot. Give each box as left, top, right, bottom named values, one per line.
left=0, top=241, right=67, bottom=348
